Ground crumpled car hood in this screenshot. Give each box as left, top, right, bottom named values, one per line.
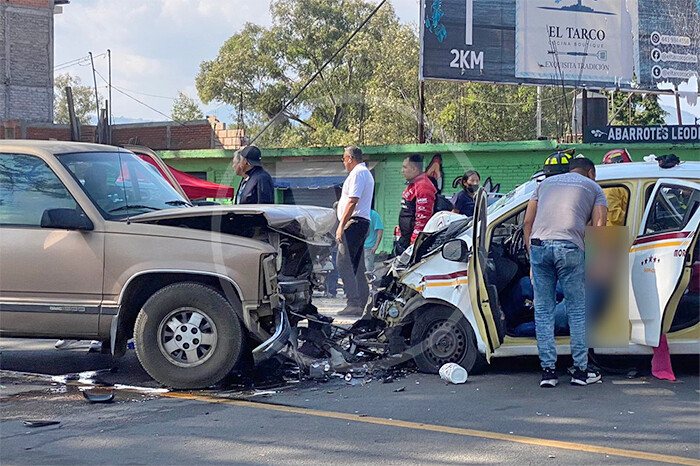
left=129, top=204, right=336, bottom=245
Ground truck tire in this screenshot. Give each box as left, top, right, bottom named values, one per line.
left=134, top=282, right=244, bottom=389
left=410, top=306, right=481, bottom=374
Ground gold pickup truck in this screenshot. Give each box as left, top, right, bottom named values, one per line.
left=0, top=140, right=335, bottom=388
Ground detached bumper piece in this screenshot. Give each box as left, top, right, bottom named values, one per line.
left=252, top=300, right=292, bottom=365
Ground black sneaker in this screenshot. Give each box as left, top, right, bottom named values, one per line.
left=540, top=368, right=559, bottom=387
left=571, top=367, right=602, bottom=386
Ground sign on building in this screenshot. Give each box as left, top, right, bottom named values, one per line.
left=583, top=124, right=700, bottom=143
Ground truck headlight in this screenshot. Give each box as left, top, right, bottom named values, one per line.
left=262, top=254, right=278, bottom=297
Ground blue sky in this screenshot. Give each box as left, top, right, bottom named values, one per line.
left=54, top=0, right=698, bottom=125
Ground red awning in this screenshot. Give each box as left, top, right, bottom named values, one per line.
left=138, top=154, right=234, bottom=200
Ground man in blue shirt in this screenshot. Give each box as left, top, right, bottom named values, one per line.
left=363, top=209, right=384, bottom=273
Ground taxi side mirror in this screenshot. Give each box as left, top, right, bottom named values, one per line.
left=442, top=239, right=469, bottom=262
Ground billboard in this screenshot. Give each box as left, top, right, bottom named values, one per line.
left=634, top=0, right=700, bottom=87
left=515, top=0, right=634, bottom=85
left=420, top=0, right=700, bottom=90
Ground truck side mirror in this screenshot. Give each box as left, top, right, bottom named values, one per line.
left=41, top=208, right=94, bottom=231
left=442, top=239, right=468, bottom=262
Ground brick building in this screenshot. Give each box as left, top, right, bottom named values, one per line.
left=0, top=116, right=246, bottom=151
left=0, top=0, right=67, bottom=123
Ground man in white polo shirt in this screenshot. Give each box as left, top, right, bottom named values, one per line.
left=336, top=145, right=375, bottom=316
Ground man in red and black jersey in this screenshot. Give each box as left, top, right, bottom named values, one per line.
left=395, top=154, right=437, bottom=255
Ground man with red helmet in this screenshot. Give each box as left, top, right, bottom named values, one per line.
left=603, top=149, right=632, bottom=226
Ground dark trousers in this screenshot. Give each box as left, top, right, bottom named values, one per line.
left=337, top=218, right=369, bottom=308
left=326, top=245, right=339, bottom=296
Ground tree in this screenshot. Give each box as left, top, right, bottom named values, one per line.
left=54, top=73, right=101, bottom=125
left=171, top=92, right=204, bottom=121
left=196, top=0, right=420, bottom=147
left=608, top=91, right=667, bottom=126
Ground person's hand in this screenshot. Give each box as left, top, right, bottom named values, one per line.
left=371, top=246, right=378, bottom=253
left=529, top=268, right=533, bottom=284
left=335, top=224, right=344, bottom=243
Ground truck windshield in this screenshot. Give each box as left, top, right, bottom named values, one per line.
left=57, top=151, right=191, bottom=220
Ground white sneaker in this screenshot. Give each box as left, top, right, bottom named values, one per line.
left=55, top=339, right=80, bottom=349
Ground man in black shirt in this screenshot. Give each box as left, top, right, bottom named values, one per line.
left=233, top=145, right=275, bottom=204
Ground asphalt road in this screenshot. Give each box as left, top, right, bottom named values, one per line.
left=1, top=338, right=699, bottom=465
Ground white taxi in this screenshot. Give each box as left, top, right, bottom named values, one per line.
left=370, top=161, right=700, bottom=373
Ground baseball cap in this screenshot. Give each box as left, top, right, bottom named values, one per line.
left=239, top=145, right=263, bottom=167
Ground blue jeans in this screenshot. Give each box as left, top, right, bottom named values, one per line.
left=530, top=240, right=587, bottom=370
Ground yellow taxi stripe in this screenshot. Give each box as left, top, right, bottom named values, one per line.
left=162, top=392, right=700, bottom=465
left=416, top=278, right=469, bottom=292
left=629, top=240, right=687, bottom=253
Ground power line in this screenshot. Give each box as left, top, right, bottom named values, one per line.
left=94, top=69, right=187, bottom=126
left=54, top=52, right=108, bottom=73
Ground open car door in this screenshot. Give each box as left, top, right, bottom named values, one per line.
left=467, top=188, right=504, bottom=361
left=629, top=179, right=700, bottom=347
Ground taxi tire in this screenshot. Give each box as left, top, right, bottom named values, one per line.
left=134, top=282, right=244, bottom=389
left=410, top=306, right=479, bottom=374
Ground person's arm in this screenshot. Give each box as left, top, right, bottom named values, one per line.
left=591, top=185, right=609, bottom=227
left=336, top=198, right=359, bottom=243
left=373, top=228, right=384, bottom=252
left=523, top=200, right=538, bottom=254
left=411, top=183, right=436, bottom=243
left=591, top=205, right=608, bottom=227
left=258, top=174, right=275, bottom=204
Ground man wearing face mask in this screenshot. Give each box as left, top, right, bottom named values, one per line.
left=523, top=156, right=608, bottom=388
left=451, top=170, right=481, bottom=216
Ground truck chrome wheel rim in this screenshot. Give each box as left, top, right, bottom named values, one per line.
left=424, top=321, right=466, bottom=366
left=157, top=307, right=218, bottom=368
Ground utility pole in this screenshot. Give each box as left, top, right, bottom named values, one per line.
left=88, top=52, right=100, bottom=143
left=536, top=86, right=542, bottom=138
left=108, top=49, right=112, bottom=134
left=418, top=80, right=425, bottom=143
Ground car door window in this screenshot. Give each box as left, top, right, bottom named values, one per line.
left=643, top=185, right=700, bottom=236
left=0, top=153, right=78, bottom=226
left=601, top=185, right=630, bottom=227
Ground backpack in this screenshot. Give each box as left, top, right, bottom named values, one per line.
left=434, top=193, right=454, bottom=213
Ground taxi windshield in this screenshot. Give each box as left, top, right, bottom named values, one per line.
left=57, top=151, right=191, bottom=220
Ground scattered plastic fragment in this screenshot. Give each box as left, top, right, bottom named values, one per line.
left=23, top=420, right=60, bottom=428
left=393, top=386, right=406, bottom=393
left=82, top=389, right=115, bottom=403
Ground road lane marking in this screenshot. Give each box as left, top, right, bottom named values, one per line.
left=163, top=391, right=700, bottom=465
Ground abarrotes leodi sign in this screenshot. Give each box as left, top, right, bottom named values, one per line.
left=584, top=125, right=700, bottom=143
left=420, top=0, right=700, bottom=90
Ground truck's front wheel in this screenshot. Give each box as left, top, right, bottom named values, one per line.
left=134, top=282, right=244, bottom=389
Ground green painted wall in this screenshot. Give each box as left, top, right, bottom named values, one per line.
left=159, top=141, right=700, bottom=253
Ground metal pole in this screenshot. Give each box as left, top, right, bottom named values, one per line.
left=108, top=49, right=112, bottom=129
left=674, top=85, right=683, bottom=124
left=88, top=52, right=101, bottom=143
left=418, top=80, right=425, bottom=143
left=536, top=86, right=542, bottom=138
left=581, top=88, right=588, bottom=138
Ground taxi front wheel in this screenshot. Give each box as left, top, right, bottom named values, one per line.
left=410, top=306, right=482, bottom=374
